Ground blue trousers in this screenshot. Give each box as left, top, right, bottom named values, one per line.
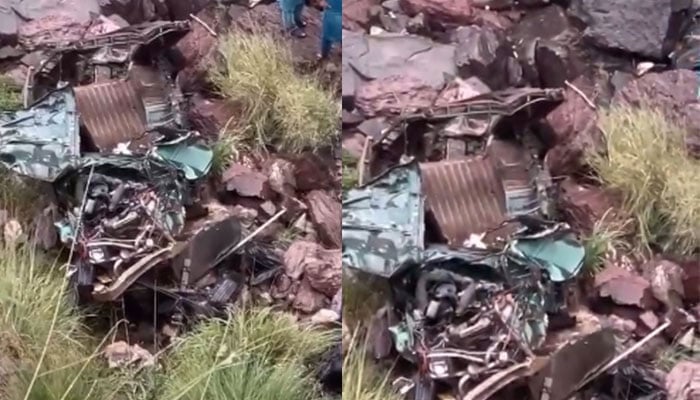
left=279, top=0, right=304, bottom=31
left=321, top=9, right=341, bottom=57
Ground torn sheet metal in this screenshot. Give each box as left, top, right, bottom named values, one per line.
left=510, top=226, right=586, bottom=282
left=342, top=162, right=425, bottom=277
left=155, top=142, right=213, bottom=181
left=30, top=21, right=190, bottom=101
left=170, top=216, right=242, bottom=285
left=0, top=87, right=79, bottom=181
left=528, top=329, right=616, bottom=400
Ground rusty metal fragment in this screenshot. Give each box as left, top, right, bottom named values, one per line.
left=419, top=139, right=541, bottom=245
left=75, top=81, right=148, bottom=150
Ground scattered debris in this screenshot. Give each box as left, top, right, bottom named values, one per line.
left=103, top=341, right=155, bottom=369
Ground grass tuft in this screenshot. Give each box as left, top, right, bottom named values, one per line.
left=343, top=328, right=399, bottom=400
left=0, top=77, right=22, bottom=111
left=211, top=33, right=338, bottom=154
left=0, top=244, right=126, bottom=400
left=582, top=211, right=630, bottom=274
left=160, top=307, right=335, bottom=400
left=342, top=270, right=391, bottom=330
left=211, top=134, right=249, bottom=176
left=590, top=107, right=700, bottom=254
left=342, top=151, right=359, bottom=191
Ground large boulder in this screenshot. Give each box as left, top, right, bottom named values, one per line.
left=612, top=69, right=700, bottom=159
left=568, top=0, right=675, bottom=60
left=187, top=94, right=238, bottom=136
left=453, top=25, right=521, bottom=90
left=175, top=6, right=228, bottom=92
left=509, top=5, right=581, bottom=87
left=544, top=77, right=603, bottom=176
left=305, top=190, right=342, bottom=249
left=558, top=178, right=624, bottom=235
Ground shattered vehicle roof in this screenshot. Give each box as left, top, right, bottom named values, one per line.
left=0, top=87, right=79, bottom=181
left=0, top=85, right=209, bottom=182
left=342, top=162, right=425, bottom=277
left=343, top=155, right=561, bottom=278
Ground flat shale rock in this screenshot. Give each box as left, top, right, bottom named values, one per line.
left=355, top=75, right=438, bottom=117
left=305, top=190, right=341, bottom=249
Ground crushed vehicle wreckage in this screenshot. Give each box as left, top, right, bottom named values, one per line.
left=342, top=87, right=632, bottom=400
left=0, top=20, right=281, bottom=326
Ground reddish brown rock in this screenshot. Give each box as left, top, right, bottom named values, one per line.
left=175, top=7, right=225, bottom=92
left=305, top=190, right=341, bottom=249
left=594, top=266, right=659, bottom=310
left=544, top=77, right=603, bottom=176
left=292, top=278, right=328, bottom=314
left=284, top=240, right=341, bottom=297
left=292, top=154, right=335, bottom=192
left=434, top=76, right=490, bottom=107
left=558, top=178, right=624, bottom=235
left=341, top=131, right=367, bottom=159
left=267, top=158, right=297, bottom=197
left=612, top=70, right=698, bottom=124
left=222, top=164, right=271, bottom=199
left=355, top=75, right=438, bottom=117
left=305, top=249, right=341, bottom=298
left=614, top=71, right=700, bottom=159
left=284, top=241, right=318, bottom=280
left=666, top=361, right=700, bottom=400
left=639, top=311, right=659, bottom=330
left=641, top=259, right=685, bottom=309
left=344, top=0, right=378, bottom=30
left=399, top=0, right=473, bottom=24
left=187, top=94, right=237, bottom=136
left=679, top=258, right=700, bottom=302
left=666, top=308, right=698, bottom=339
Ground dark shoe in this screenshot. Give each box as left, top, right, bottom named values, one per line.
left=296, top=19, right=307, bottom=27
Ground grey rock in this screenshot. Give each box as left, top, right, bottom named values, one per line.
left=453, top=25, right=517, bottom=90
left=509, top=5, right=579, bottom=86
left=569, top=0, right=673, bottom=59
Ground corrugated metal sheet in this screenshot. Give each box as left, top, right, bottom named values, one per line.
left=420, top=140, right=539, bottom=245
left=421, top=157, right=507, bottom=246
left=74, top=81, right=148, bottom=151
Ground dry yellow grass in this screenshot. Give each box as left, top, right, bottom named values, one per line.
left=590, top=107, right=700, bottom=254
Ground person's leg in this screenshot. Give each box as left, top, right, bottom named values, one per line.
left=320, top=38, right=332, bottom=59
left=279, top=0, right=295, bottom=31
left=294, top=1, right=306, bottom=28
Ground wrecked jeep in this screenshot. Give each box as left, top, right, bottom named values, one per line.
left=0, top=20, right=279, bottom=323
left=341, top=86, right=609, bottom=399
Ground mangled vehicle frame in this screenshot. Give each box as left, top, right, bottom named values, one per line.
left=342, top=87, right=620, bottom=399
left=0, top=21, right=273, bottom=321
